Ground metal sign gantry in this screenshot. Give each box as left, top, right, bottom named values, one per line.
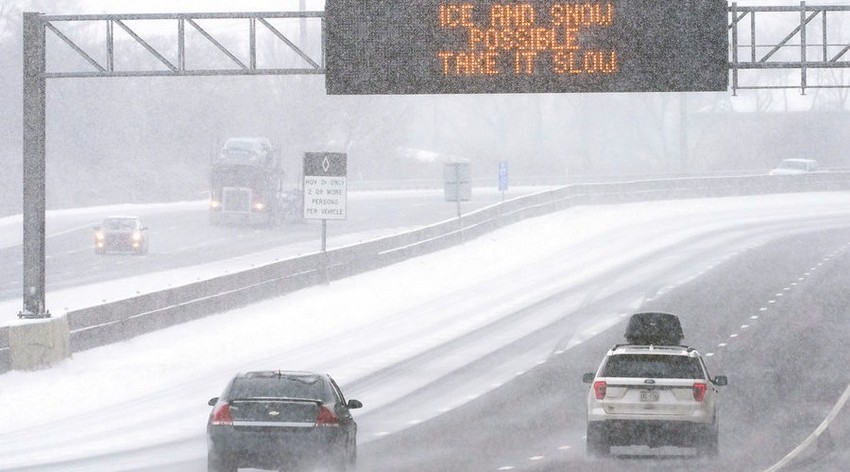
left=18, top=3, right=850, bottom=318
left=729, top=2, right=850, bottom=93
left=20, top=10, right=324, bottom=318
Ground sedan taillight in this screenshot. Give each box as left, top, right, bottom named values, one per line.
left=593, top=380, right=607, bottom=400
left=693, top=382, right=707, bottom=402
left=315, top=405, right=339, bottom=426
left=211, top=403, right=233, bottom=426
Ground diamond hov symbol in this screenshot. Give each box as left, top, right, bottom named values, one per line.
left=304, top=152, right=346, bottom=177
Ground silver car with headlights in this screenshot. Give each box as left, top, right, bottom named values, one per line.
left=94, top=216, right=149, bottom=255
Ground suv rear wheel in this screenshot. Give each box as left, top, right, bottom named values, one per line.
left=697, top=428, right=719, bottom=457
left=586, top=424, right=610, bottom=457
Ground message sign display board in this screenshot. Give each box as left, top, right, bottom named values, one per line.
left=303, top=152, right=347, bottom=220
left=325, top=0, right=728, bottom=95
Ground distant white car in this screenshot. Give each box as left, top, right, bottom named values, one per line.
left=769, top=158, right=819, bottom=175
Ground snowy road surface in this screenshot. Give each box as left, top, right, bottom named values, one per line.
left=1, top=192, right=850, bottom=471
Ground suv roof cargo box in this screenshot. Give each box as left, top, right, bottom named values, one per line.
left=625, top=312, right=684, bottom=345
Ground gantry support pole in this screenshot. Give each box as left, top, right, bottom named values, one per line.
left=20, top=12, right=49, bottom=319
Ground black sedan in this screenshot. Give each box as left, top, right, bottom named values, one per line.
left=207, top=371, right=362, bottom=472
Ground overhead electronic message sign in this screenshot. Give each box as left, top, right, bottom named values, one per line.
left=325, top=0, right=728, bottom=95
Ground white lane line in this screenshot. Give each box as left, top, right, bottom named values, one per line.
left=558, top=445, right=572, bottom=451
left=529, top=456, right=544, bottom=461
left=762, top=380, right=850, bottom=472
left=497, top=467, right=515, bottom=471
left=760, top=307, right=768, bottom=312
left=750, top=315, right=759, bottom=320
left=741, top=325, right=750, bottom=329
left=730, top=333, right=739, bottom=338
left=718, top=343, right=727, bottom=347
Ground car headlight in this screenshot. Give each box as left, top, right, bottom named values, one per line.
left=253, top=202, right=265, bottom=211
left=132, top=231, right=142, bottom=241
left=210, top=200, right=221, bottom=209
left=95, top=231, right=104, bottom=240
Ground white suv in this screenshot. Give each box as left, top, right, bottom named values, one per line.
left=582, top=344, right=728, bottom=457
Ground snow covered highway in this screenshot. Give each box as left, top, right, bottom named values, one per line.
left=2, top=191, right=850, bottom=471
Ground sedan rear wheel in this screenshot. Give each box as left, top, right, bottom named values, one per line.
left=207, top=453, right=236, bottom=472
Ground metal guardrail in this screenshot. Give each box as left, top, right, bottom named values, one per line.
left=2, top=172, right=850, bottom=371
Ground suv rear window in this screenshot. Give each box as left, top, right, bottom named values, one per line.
left=602, top=354, right=704, bottom=379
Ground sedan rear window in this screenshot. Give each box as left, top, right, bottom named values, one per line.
left=229, top=374, right=333, bottom=402
left=602, top=354, right=704, bottom=379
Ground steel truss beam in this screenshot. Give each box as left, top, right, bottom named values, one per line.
left=729, top=2, right=850, bottom=93
left=39, top=11, right=325, bottom=79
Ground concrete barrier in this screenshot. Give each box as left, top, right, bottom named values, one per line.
left=9, top=316, right=70, bottom=371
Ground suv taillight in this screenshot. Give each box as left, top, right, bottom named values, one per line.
left=211, top=403, right=233, bottom=426
left=693, top=382, right=707, bottom=402
left=316, top=406, right=339, bottom=426
left=593, top=380, right=607, bottom=400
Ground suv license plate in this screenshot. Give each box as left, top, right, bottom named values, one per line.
left=640, top=390, right=660, bottom=402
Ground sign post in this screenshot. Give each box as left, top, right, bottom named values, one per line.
left=303, top=152, right=347, bottom=262
left=498, top=161, right=508, bottom=201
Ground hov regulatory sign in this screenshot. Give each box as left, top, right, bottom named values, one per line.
left=303, top=152, right=347, bottom=220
